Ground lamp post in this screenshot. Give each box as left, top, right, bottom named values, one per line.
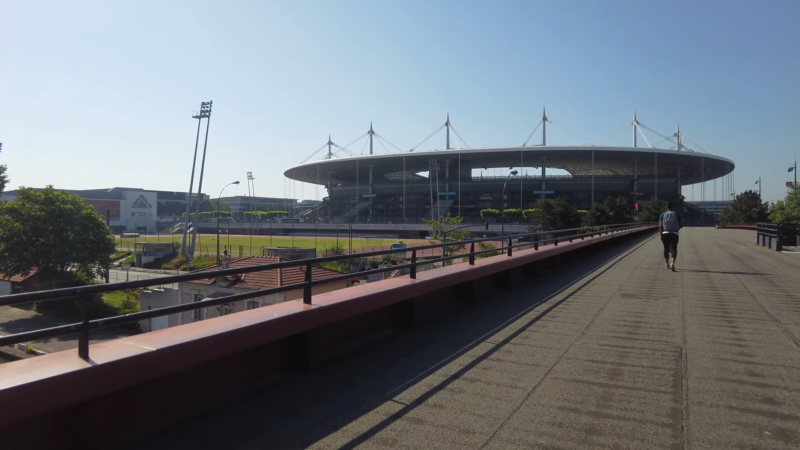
left=755, top=176, right=761, bottom=201
left=501, top=170, right=519, bottom=237
left=217, top=181, right=240, bottom=263
left=337, top=184, right=354, bottom=254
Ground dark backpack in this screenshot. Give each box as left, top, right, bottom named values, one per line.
left=662, top=211, right=679, bottom=233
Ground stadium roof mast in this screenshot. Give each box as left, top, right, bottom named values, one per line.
left=633, top=112, right=637, bottom=147
left=446, top=113, right=451, bottom=150
left=542, top=107, right=547, bottom=146
left=327, top=135, right=333, bottom=159
left=369, top=122, right=374, bottom=155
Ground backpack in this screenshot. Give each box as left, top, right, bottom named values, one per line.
left=662, top=211, right=679, bottom=233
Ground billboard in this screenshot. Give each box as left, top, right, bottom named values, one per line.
left=124, top=191, right=158, bottom=230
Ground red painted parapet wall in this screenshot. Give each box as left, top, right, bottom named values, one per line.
left=0, top=225, right=656, bottom=448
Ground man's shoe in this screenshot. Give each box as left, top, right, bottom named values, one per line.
left=665, top=263, right=670, bottom=269
left=670, top=264, right=676, bottom=272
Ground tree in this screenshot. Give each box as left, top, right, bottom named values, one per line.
left=423, top=214, right=468, bottom=265
left=0, top=143, right=8, bottom=195
left=0, top=187, right=116, bottom=285
left=717, top=190, right=769, bottom=225
left=768, top=183, right=800, bottom=224
left=527, top=198, right=581, bottom=232
left=639, top=199, right=666, bottom=223
left=551, top=197, right=582, bottom=229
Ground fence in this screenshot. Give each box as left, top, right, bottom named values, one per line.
left=0, top=223, right=653, bottom=360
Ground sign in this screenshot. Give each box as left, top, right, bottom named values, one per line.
left=121, top=264, right=131, bottom=270
left=439, top=192, right=456, bottom=196
left=157, top=252, right=163, bottom=258
left=533, top=190, right=555, bottom=195
left=363, top=194, right=377, bottom=198
left=788, top=182, right=794, bottom=187
left=630, top=191, right=644, bottom=196
left=391, top=243, right=407, bottom=261
left=323, top=197, right=330, bottom=201
left=125, top=191, right=158, bottom=229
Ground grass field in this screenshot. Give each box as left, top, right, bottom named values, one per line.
left=116, top=234, right=426, bottom=256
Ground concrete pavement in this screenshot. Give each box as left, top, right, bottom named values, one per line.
left=122, top=228, right=800, bottom=449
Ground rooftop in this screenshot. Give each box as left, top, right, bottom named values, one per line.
left=186, top=256, right=348, bottom=290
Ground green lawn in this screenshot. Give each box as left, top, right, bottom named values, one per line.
left=116, top=234, right=425, bottom=256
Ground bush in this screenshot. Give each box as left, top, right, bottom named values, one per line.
left=122, top=254, right=135, bottom=266
left=102, top=290, right=141, bottom=316
left=502, top=208, right=522, bottom=218
left=480, top=209, right=500, bottom=219
left=162, top=263, right=175, bottom=270
left=522, top=209, right=538, bottom=220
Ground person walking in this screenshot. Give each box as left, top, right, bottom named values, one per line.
left=659, top=201, right=682, bottom=271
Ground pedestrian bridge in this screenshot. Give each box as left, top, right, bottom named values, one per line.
left=2, top=228, right=799, bottom=449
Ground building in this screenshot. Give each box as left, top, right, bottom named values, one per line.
left=0, top=271, right=38, bottom=295
left=138, top=256, right=354, bottom=332
left=692, top=201, right=732, bottom=221
left=283, top=115, right=735, bottom=224
left=1, top=187, right=209, bottom=231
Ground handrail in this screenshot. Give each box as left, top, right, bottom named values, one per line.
left=0, top=222, right=654, bottom=359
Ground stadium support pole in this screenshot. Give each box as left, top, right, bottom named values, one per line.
left=654, top=153, right=658, bottom=202
left=403, top=156, right=406, bottom=222
left=592, top=150, right=594, bottom=205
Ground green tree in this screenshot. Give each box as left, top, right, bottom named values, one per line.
left=586, top=201, right=611, bottom=226
left=551, top=197, right=582, bottom=229
left=0, top=143, right=7, bottom=195
left=717, top=190, right=769, bottom=225
left=769, top=183, right=800, bottom=224
left=639, top=199, right=666, bottom=223
left=423, top=214, right=468, bottom=265
left=0, top=187, right=116, bottom=283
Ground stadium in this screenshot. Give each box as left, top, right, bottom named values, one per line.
left=284, top=113, right=735, bottom=225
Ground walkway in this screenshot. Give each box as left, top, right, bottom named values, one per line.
left=123, top=228, right=800, bottom=449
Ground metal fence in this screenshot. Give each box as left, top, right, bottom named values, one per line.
left=0, top=223, right=653, bottom=360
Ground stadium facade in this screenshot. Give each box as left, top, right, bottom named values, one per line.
left=284, top=114, right=735, bottom=224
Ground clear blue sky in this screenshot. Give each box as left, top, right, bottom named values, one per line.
left=2, top=0, right=798, bottom=203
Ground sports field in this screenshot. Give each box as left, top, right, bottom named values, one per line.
left=116, top=234, right=427, bottom=256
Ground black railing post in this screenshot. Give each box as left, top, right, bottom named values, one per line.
left=534, top=241, right=538, bottom=250
left=554, top=232, right=558, bottom=246
left=410, top=250, right=417, bottom=279
left=469, top=242, right=475, bottom=265
left=303, top=263, right=312, bottom=305
left=507, top=238, right=512, bottom=256
left=79, top=295, right=90, bottom=360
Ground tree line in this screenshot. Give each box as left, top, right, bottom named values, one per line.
left=717, top=186, right=799, bottom=226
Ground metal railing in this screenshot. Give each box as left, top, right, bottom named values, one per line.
left=0, top=223, right=654, bottom=360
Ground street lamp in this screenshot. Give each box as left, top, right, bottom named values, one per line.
left=337, top=184, right=354, bottom=254
left=217, top=181, right=240, bottom=263
left=501, top=170, right=519, bottom=236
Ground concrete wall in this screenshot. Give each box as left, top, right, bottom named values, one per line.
left=0, top=281, right=11, bottom=296
left=138, top=288, right=181, bottom=333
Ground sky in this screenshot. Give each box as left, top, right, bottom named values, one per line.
left=1, top=0, right=798, bottom=203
